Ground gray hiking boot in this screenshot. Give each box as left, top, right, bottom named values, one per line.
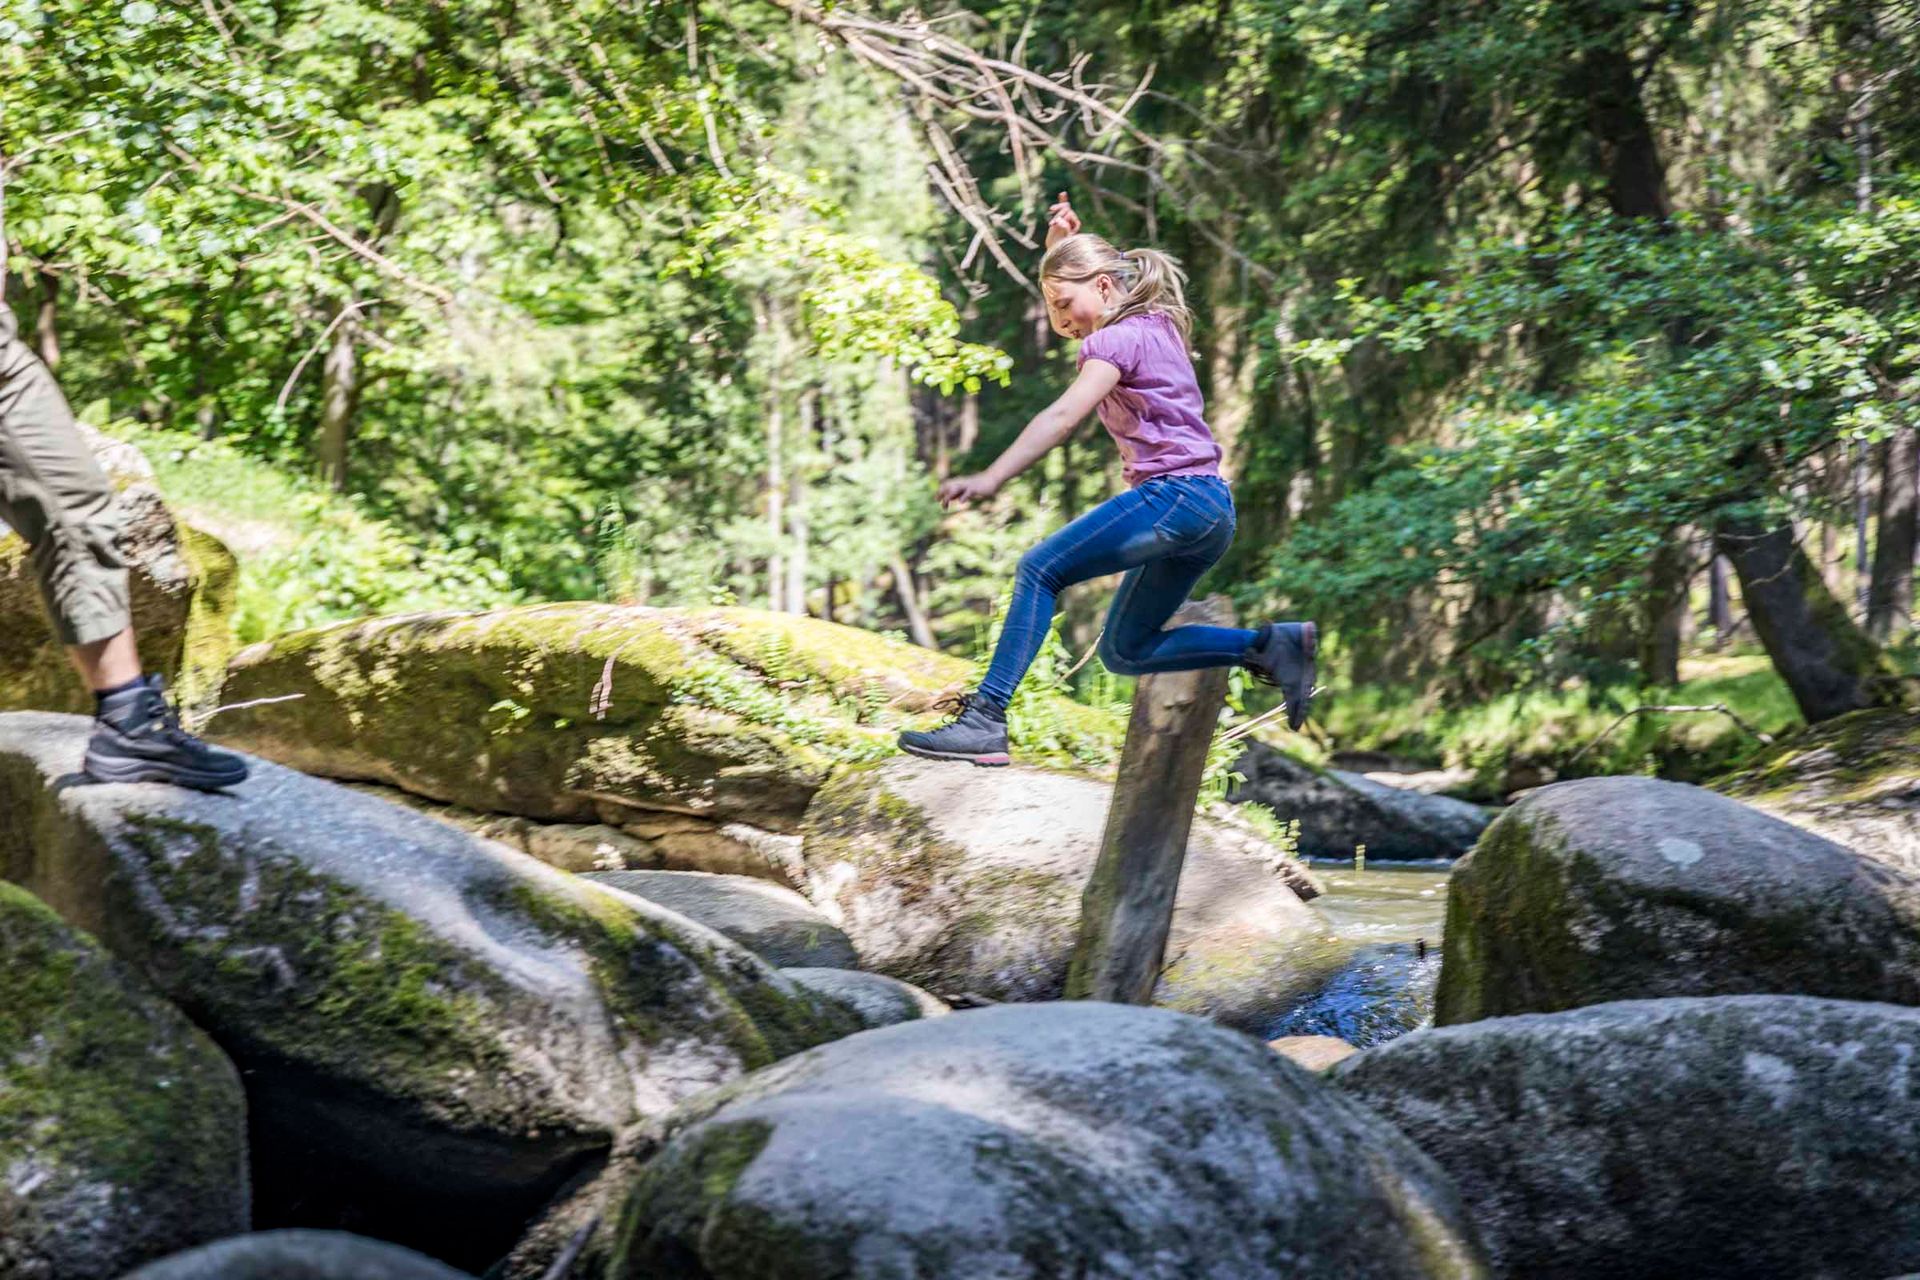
left=85, top=675, right=250, bottom=791
left=897, top=692, right=1011, bottom=767
left=1243, top=622, right=1318, bottom=731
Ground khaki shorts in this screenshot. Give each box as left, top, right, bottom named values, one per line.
left=0, top=337, right=131, bottom=646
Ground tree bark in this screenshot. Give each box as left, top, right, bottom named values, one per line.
left=32, top=268, right=57, bottom=370
left=1707, top=553, right=1736, bottom=643
left=1714, top=508, right=1893, bottom=722
left=785, top=387, right=814, bottom=615
left=316, top=311, right=359, bottom=492
left=889, top=553, right=937, bottom=648
left=758, top=293, right=787, bottom=611
left=1066, top=596, right=1235, bottom=1005
left=1868, top=426, right=1917, bottom=640
left=1638, top=532, right=1691, bottom=685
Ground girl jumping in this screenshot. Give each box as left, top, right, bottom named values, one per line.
left=898, top=195, right=1317, bottom=767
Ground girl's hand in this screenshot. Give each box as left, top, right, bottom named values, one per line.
left=937, top=473, right=1000, bottom=509
left=1045, top=191, right=1081, bottom=248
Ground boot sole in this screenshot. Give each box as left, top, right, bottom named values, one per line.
left=84, top=751, right=248, bottom=791
left=899, top=743, right=1011, bottom=767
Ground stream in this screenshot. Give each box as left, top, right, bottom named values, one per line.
left=1265, top=859, right=1453, bottom=1048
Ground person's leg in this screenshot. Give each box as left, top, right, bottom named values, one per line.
left=900, top=486, right=1167, bottom=766
left=1099, top=478, right=1318, bottom=726
left=1097, top=544, right=1256, bottom=675
left=68, top=629, right=143, bottom=691
left=975, top=485, right=1163, bottom=708
left=0, top=335, right=247, bottom=787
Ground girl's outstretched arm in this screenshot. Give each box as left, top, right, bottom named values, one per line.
left=938, top=359, right=1121, bottom=508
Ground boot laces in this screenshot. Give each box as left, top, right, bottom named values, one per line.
left=930, top=691, right=976, bottom=722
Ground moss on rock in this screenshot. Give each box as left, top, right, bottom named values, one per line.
left=0, top=881, right=246, bottom=1279
left=1713, top=708, right=1920, bottom=873
left=212, top=604, right=1124, bottom=832
left=1434, top=775, right=1920, bottom=1025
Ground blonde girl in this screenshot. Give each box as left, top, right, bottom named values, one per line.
left=899, top=195, right=1316, bottom=765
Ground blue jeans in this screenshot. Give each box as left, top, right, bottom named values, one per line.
left=978, top=474, right=1256, bottom=707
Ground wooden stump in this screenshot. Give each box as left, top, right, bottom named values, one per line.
left=1065, top=595, right=1236, bottom=1005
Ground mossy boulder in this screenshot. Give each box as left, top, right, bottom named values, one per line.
left=777, top=967, right=951, bottom=1027
left=0, top=881, right=247, bottom=1280
left=121, top=1230, right=476, bottom=1280
left=1434, top=776, right=1920, bottom=1025
left=0, top=480, right=237, bottom=715
left=211, top=604, right=1120, bottom=835
left=799, top=757, right=1339, bottom=1029
left=0, top=711, right=858, bottom=1268
left=608, top=1002, right=1489, bottom=1279
left=1335, top=996, right=1920, bottom=1279
left=1715, top=708, right=1920, bottom=876
left=584, top=870, right=859, bottom=968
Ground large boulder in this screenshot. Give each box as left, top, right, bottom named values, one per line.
left=121, top=1230, right=475, bottom=1280
left=609, top=1002, right=1489, bottom=1279
left=0, top=712, right=856, bottom=1269
left=0, top=434, right=236, bottom=713
left=798, top=757, right=1339, bottom=1029
left=0, top=882, right=247, bottom=1280
left=1230, top=740, right=1492, bottom=860
left=1434, top=776, right=1920, bottom=1025
left=1336, top=996, right=1920, bottom=1279
left=210, top=605, right=1122, bottom=839
left=584, top=869, right=859, bottom=968
left=1716, top=708, right=1920, bottom=875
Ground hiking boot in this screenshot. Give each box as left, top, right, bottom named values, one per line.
left=897, top=692, right=1011, bottom=767
left=85, top=675, right=250, bottom=791
left=1243, top=621, right=1318, bottom=731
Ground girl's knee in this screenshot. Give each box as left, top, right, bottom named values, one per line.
left=1098, top=631, right=1149, bottom=675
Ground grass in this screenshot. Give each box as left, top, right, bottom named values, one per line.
left=1315, top=649, right=1805, bottom=796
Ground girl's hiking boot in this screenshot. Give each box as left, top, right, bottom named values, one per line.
left=897, top=692, right=1011, bottom=767
left=1244, top=621, right=1318, bottom=731
left=85, top=675, right=250, bottom=791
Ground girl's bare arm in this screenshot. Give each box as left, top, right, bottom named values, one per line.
left=939, top=360, right=1121, bottom=507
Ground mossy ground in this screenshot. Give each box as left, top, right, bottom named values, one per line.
left=1714, top=708, right=1920, bottom=806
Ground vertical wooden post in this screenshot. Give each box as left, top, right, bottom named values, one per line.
left=1065, top=595, right=1236, bottom=1004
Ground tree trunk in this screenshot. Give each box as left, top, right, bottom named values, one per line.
left=32, top=269, right=57, bottom=370
left=1066, top=597, right=1235, bottom=1005
left=317, top=312, right=359, bottom=492
left=889, top=553, right=937, bottom=648
left=1868, top=426, right=1917, bottom=640
left=759, top=293, right=786, bottom=612
left=1638, top=532, right=1691, bottom=686
left=1708, top=553, right=1736, bottom=643
left=1714, top=509, right=1892, bottom=722
left=785, top=387, right=814, bottom=616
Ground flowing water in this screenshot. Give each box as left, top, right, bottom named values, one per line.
left=1265, top=860, right=1453, bottom=1048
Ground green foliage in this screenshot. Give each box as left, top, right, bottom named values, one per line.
left=111, top=422, right=517, bottom=643
left=1321, top=651, right=1804, bottom=793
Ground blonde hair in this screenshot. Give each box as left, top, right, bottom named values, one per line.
left=1040, top=233, right=1194, bottom=343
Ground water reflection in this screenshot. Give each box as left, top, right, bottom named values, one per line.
left=1265, top=860, right=1451, bottom=1049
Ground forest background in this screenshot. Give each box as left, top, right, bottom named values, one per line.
left=3, top=0, right=1916, bottom=788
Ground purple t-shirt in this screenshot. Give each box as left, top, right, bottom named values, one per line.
left=1076, top=311, right=1222, bottom=488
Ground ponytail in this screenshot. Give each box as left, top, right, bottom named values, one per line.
left=1040, top=234, right=1195, bottom=343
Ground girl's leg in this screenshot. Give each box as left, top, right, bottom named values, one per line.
left=976, top=486, right=1166, bottom=707
left=1097, top=542, right=1258, bottom=675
